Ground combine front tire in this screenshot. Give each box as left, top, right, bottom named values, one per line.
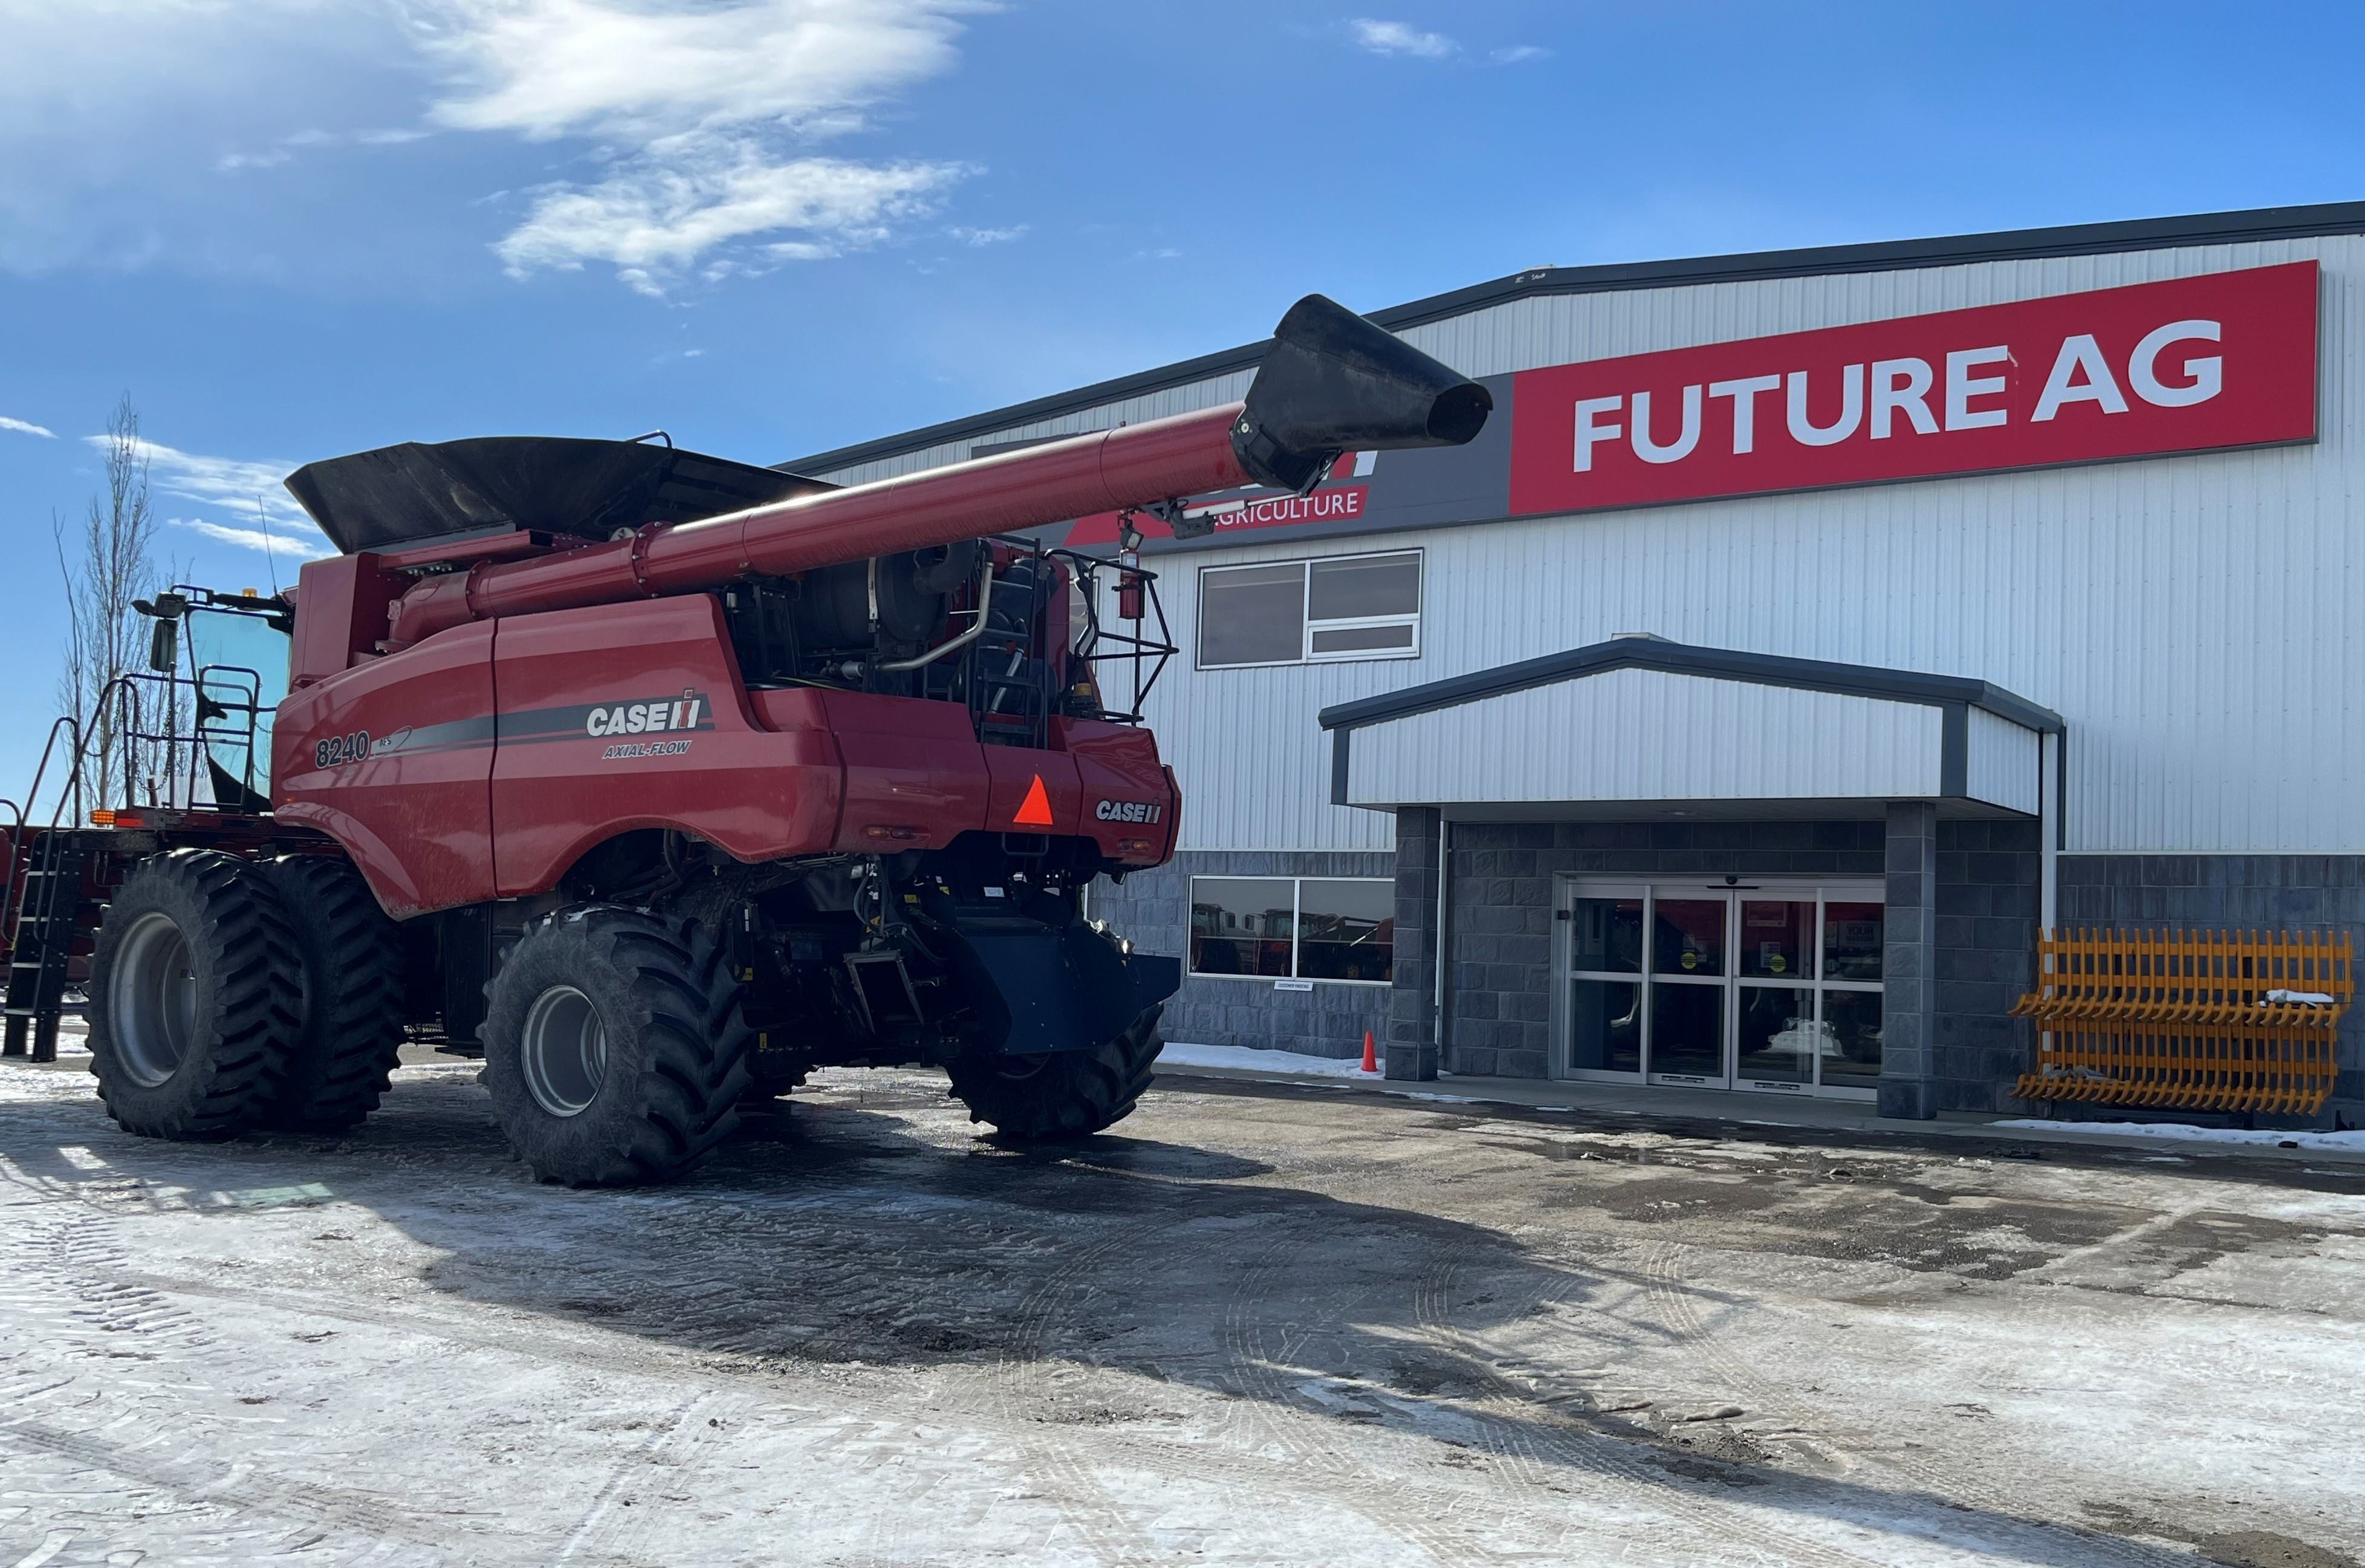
left=264, top=855, right=407, bottom=1133
left=479, top=907, right=751, bottom=1187
left=947, top=1006, right=1163, bottom=1142
left=86, top=849, right=303, bottom=1141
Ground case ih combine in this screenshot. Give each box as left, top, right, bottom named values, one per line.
left=0, top=297, right=1488, bottom=1185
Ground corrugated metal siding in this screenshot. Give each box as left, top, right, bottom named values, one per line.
left=1146, top=565, right=1396, bottom=852
left=829, top=233, right=2365, bottom=855
left=1390, top=239, right=2340, bottom=376
left=1965, top=707, right=2042, bottom=815
left=1347, top=670, right=1943, bottom=806
left=815, top=370, right=1256, bottom=486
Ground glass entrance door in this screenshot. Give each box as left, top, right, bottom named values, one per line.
left=1554, top=880, right=1884, bottom=1098
left=1648, top=898, right=1727, bottom=1084
left=1735, top=898, right=1815, bottom=1092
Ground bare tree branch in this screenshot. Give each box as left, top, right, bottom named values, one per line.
left=53, top=395, right=163, bottom=813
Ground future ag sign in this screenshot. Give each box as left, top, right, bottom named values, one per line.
left=1507, top=261, right=2319, bottom=514
left=1075, top=261, right=2318, bottom=552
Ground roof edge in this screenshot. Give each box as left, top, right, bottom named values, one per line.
left=779, top=199, right=2365, bottom=476
left=1316, top=638, right=2067, bottom=736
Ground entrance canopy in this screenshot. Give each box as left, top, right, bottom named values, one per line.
left=1318, top=635, right=2063, bottom=821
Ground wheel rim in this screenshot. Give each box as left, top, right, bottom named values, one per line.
left=520, top=985, right=607, bottom=1117
left=110, top=910, right=199, bottom=1088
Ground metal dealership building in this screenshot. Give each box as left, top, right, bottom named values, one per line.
left=784, top=202, right=2365, bottom=1124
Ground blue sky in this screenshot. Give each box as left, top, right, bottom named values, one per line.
left=1, top=0, right=2360, bottom=785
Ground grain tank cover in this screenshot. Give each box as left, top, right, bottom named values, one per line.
left=284, top=436, right=834, bottom=555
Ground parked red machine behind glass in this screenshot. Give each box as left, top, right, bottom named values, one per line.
left=0, top=296, right=1490, bottom=1185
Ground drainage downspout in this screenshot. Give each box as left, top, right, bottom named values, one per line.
left=2039, top=732, right=2060, bottom=933
left=1432, top=816, right=1452, bottom=1074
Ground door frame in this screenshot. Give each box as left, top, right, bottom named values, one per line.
left=1550, top=876, right=1883, bottom=1100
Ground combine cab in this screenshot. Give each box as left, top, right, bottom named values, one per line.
left=1, top=295, right=1490, bottom=1185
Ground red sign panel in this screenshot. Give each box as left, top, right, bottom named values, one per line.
left=1065, top=484, right=1371, bottom=546
left=1508, top=262, right=2318, bottom=517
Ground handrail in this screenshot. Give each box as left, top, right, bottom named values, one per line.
left=1054, top=546, right=1176, bottom=725
left=2, top=716, right=85, bottom=956
left=877, top=559, right=996, bottom=672
left=0, top=795, right=21, bottom=960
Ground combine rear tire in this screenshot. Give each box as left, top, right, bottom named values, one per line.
left=86, top=849, right=303, bottom=1141
left=947, top=1005, right=1163, bottom=1142
left=264, top=855, right=407, bottom=1133
left=479, top=907, right=751, bottom=1187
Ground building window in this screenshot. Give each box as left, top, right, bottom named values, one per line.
left=1197, top=551, right=1421, bottom=669
left=1189, top=876, right=1394, bottom=983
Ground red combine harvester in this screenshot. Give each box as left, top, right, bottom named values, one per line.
left=0, top=297, right=1488, bottom=1185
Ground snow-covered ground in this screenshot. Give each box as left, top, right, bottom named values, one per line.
left=4, top=1053, right=2363, bottom=1567
left=1990, top=1118, right=2365, bottom=1152
left=1158, top=1041, right=1383, bottom=1078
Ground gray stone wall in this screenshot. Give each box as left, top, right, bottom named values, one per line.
left=1444, top=821, right=1889, bottom=1080
left=1088, top=849, right=1395, bottom=1060
left=1878, top=803, right=1939, bottom=1119
left=2057, top=854, right=2365, bottom=1115
left=1442, top=817, right=2041, bottom=1107
left=1096, top=832, right=2364, bottom=1120
left=1933, top=819, right=2042, bottom=1113
left=1387, top=808, right=1442, bottom=1080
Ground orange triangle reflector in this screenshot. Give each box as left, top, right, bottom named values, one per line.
left=1013, top=773, right=1054, bottom=828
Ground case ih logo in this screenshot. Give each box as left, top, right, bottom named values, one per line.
left=1508, top=261, right=2319, bottom=515
left=1094, top=799, right=1164, bottom=824
left=585, top=691, right=709, bottom=738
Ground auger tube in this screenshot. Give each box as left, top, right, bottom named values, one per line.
left=384, top=294, right=1491, bottom=646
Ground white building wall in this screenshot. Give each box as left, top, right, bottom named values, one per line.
left=1348, top=671, right=1945, bottom=806
left=822, top=233, right=2365, bottom=857
left=1965, top=707, right=2043, bottom=817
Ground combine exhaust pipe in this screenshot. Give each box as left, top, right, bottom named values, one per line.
left=383, top=294, right=1491, bottom=646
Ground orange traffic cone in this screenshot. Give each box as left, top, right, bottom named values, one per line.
left=1361, top=1030, right=1378, bottom=1074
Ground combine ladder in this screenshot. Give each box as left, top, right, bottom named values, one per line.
left=2, top=831, right=92, bottom=1064
left=1, top=716, right=103, bottom=1066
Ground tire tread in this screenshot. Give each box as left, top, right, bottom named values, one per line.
left=482, top=905, right=751, bottom=1187
left=88, top=849, right=303, bottom=1141
left=946, top=1005, right=1163, bottom=1142
left=265, top=855, right=407, bottom=1133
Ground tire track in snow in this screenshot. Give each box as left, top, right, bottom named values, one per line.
left=1632, top=1237, right=2189, bottom=1568
left=0, top=1164, right=450, bottom=1565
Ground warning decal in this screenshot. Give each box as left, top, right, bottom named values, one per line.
left=1013, top=774, right=1054, bottom=828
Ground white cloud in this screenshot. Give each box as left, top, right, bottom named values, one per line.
left=91, top=433, right=329, bottom=556
left=217, top=149, right=294, bottom=172
left=170, top=517, right=325, bottom=561
left=493, top=146, right=962, bottom=294
left=0, top=1, right=992, bottom=291
left=1490, top=44, right=1549, bottom=63
left=218, top=126, right=433, bottom=172
left=1, top=415, right=56, bottom=439
left=1349, top=19, right=1456, bottom=59
left=408, top=0, right=990, bottom=293
left=0, top=2, right=422, bottom=277
left=949, top=222, right=1026, bottom=246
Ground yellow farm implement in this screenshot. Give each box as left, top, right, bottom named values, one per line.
left=2013, top=928, right=2352, bottom=1118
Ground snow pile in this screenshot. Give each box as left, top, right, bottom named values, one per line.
left=1157, top=1042, right=1383, bottom=1079
left=1992, top=1118, right=2365, bottom=1151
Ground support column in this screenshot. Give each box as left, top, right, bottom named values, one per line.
left=1880, top=800, right=1939, bottom=1119
left=1387, top=806, right=1442, bottom=1081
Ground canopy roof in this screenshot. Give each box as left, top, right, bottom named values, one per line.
left=285, top=436, right=832, bottom=555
